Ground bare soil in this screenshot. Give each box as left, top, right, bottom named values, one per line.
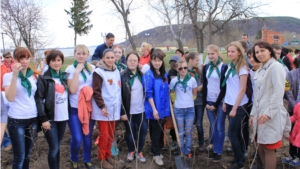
left=1, top=108, right=291, bottom=169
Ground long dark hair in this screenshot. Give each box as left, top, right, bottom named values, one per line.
left=150, top=49, right=167, bottom=81
left=252, top=41, right=276, bottom=63
left=126, top=51, right=143, bottom=76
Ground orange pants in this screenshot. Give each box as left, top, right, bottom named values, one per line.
left=96, top=121, right=116, bottom=160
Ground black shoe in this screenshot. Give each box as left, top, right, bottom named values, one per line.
left=213, top=154, right=221, bottom=162
left=228, top=163, right=244, bottom=169
left=84, top=162, right=95, bottom=169
left=207, top=152, right=215, bottom=159
left=70, top=161, right=79, bottom=169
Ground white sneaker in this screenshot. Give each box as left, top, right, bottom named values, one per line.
left=153, top=156, right=164, bottom=166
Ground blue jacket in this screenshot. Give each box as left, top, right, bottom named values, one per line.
left=143, top=70, right=170, bottom=120
left=92, top=43, right=112, bottom=61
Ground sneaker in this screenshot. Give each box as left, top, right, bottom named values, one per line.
left=171, top=141, right=178, bottom=151
left=207, top=152, right=215, bottom=159
left=159, top=154, right=164, bottom=158
left=127, top=152, right=135, bottom=162
left=199, top=145, right=205, bottom=152
left=289, top=158, right=300, bottom=167
left=186, top=153, right=192, bottom=159
left=228, top=163, right=244, bottom=169
left=282, top=156, right=293, bottom=164
left=244, top=150, right=248, bottom=158
left=70, top=161, right=78, bottom=169
left=213, top=154, right=222, bottom=162
left=227, top=146, right=233, bottom=152
left=137, top=152, right=146, bottom=163
left=153, top=155, right=164, bottom=166
left=206, top=144, right=213, bottom=152
left=161, top=145, right=168, bottom=150
left=84, top=162, right=95, bottom=169
left=100, top=160, right=113, bottom=169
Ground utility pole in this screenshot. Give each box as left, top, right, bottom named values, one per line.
left=145, top=33, right=150, bottom=43
left=1, top=32, right=7, bottom=52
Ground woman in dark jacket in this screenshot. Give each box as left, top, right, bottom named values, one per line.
left=35, top=50, right=69, bottom=169
left=120, top=51, right=148, bottom=163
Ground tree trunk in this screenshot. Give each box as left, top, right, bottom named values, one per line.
left=199, top=30, right=204, bottom=53
left=124, top=17, right=136, bottom=51
left=74, top=31, right=77, bottom=48
left=176, top=38, right=184, bottom=51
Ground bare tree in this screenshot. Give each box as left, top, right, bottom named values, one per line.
left=109, top=0, right=137, bottom=51
left=182, top=0, right=265, bottom=53
left=1, top=0, right=50, bottom=56
left=148, top=0, right=187, bottom=50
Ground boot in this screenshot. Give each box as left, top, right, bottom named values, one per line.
left=107, top=157, right=124, bottom=168
left=100, top=160, right=113, bottom=169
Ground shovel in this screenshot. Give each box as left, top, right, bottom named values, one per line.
left=169, top=100, right=192, bottom=169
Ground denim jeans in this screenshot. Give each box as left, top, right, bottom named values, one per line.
left=195, top=105, right=205, bottom=147
left=149, top=119, right=165, bottom=156
left=206, top=102, right=226, bottom=155
left=226, top=104, right=247, bottom=166
left=68, top=108, right=95, bottom=163
left=7, top=117, right=37, bottom=169
left=124, top=113, right=148, bottom=153
left=174, top=107, right=195, bottom=154
left=43, top=120, right=67, bottom=169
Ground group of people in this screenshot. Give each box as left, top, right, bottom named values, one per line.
left=0, top=32, right=299, bottom=169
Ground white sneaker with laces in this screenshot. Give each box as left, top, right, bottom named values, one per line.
left=153, top=155, right=164, bottom=166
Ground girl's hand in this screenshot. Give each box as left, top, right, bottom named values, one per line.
left=42, top=121, right=51, bottom=130
left=229, top=109, right=237, bottom=118
left=101, top=108, right=108, bottom=117
left=12, top=63, right=22, bottom=77
left=210, top=105, right=216, bottom=111
left=249, top=116, right=253, bottom=126
left=258, top=114, right=269, bottom=124
left=120, top=115, right=128, bottom=121
left=222, top=102, right=226, bottom=112
left=153, top=109, right=159, bottom=120
left=75, top=63, right=85, bottom=73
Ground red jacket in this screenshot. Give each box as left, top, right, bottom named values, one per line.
left=289, top=102, right=300, bottom=148
left=78, top=86, right=93, bottom=135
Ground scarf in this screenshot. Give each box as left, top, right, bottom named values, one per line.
left=172, top=74, right=191, bottom=93
left=207, top=58, right=221, bottom=78
left=188, top=68, right=199, bottom=80
left=73, top=61, right=91, bottom=82
left=128, top=69, right=142, bottom=88
left=50, top=68, right=68, bottom=92
left=115, top=60, right=127, bottom=71
left=3, top=60, right=13, bottom=72
left=277, top=58, right=286, bottom=67
left=221, top=62, right=236, bottom=87
left=18, top=68, right=33, bottom=97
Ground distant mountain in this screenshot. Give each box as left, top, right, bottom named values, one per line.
left=122, top=16, right=300, bottom=48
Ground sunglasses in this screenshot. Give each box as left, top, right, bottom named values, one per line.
left=178, top=67, right=188, bottom=71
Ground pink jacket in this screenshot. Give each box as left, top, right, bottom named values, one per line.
left=289, top=102, right=300, bottom=147
left=78, top=86, right=93, bottom=135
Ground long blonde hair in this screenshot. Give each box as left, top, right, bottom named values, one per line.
left=226, top=41, right=247, bottom=74
left=74, top=44, right=92, bottom=72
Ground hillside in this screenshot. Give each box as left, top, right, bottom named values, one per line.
left=123, top=16, right=300, bottom=48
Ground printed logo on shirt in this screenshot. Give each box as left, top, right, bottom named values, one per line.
left=118, top=80, right=121, bottom=87
left=55, top=84, right=67, bottom=104
left=176, top=84, right=192, bottom=91
left=108, top=79, right=113, bottom=85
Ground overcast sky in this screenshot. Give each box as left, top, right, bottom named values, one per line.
left=3, top=0, right=300, bottom=48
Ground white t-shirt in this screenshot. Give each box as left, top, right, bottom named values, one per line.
left=65, top=64, right=95, bottom=108
left=3, top=72, right=37, bottom=119
left=206, top=63, right=223, bottom=102
left=170, top=76, right=197, bottom=108
left=53, top=78, right=68, bottom=121
left=130, top=77, right=144, bottom=114
left=224, top=66, right=249, bottom=106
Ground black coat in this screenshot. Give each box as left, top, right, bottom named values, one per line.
left=35, top=69, right=69, bottom=123
left=120, top=69, right=144, bottom=116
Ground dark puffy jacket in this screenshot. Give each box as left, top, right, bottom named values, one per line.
left=35, top=69, right=69, bottom=123
left=120, top=68, right=144, bottom=116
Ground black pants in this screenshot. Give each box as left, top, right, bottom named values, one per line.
left=290, top=123, right=300, bottom=158
left=149, top=119, right=165, bottom=156
left=242, top=102, right=251, bottom=151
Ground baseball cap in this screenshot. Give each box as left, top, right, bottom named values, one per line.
left=169, top=55, right=181, bottom=63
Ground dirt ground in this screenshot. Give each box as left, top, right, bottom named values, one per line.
left=1, top=108, right=291, bottom=169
